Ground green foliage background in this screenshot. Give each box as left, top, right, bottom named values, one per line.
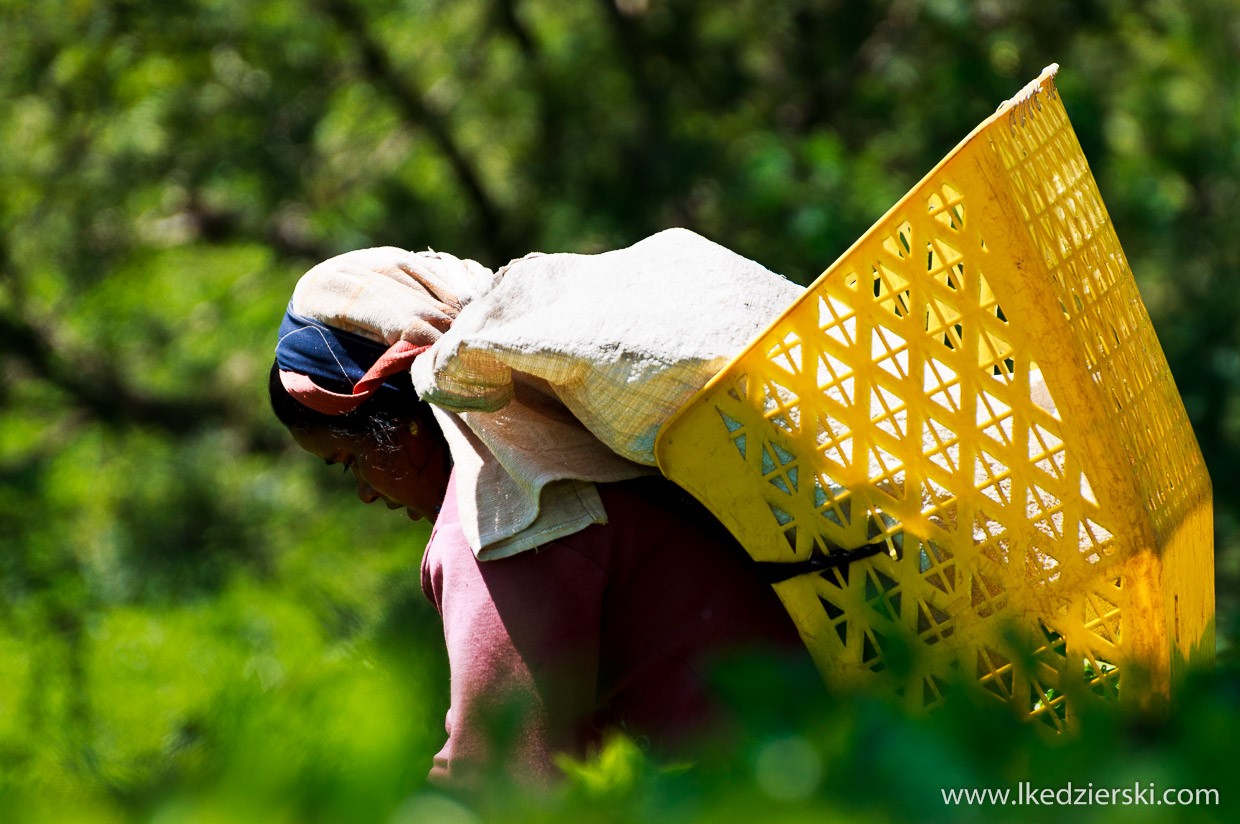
left=1, top=0, right=1237, bottom=821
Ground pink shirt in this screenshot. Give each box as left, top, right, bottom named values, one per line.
left=421, top=473, right=807, bottom=789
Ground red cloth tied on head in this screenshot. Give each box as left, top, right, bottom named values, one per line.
left=279, top=339, right=430, bottom=415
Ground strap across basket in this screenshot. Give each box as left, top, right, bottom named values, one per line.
left=655, top=65, right=1214, bottom=730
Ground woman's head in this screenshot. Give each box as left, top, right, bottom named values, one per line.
left=268, top=246, right=495, bottom=521
left=269, top=362, right=450, bottom=521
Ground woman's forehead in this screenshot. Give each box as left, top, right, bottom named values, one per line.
left=290, top=427, right=357, bottom=461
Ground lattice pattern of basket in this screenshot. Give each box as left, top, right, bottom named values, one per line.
left=655, top=65, right=1213, bottom=728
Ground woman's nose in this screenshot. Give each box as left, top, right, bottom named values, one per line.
left=353, top=470, right=381, bottom=503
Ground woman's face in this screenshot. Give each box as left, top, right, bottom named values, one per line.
left=291, top=420, right=451, bottom=522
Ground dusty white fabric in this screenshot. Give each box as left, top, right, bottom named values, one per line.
left=426, top=380, right=638, bottom=560
left=413, top=228, right=806, bottom=557
left=290, top=246, right=498, bottom=347
left=413, top=228, right=805, bottom=461
left=288, top=230, right=805, bottom=560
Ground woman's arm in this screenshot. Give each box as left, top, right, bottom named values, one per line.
left=421, top=482, right=606, bottom=790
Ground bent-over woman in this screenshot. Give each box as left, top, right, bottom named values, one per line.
left=268, top=229, right=813, bottom=789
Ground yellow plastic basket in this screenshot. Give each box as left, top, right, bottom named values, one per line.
left=655, top=65, right=1213, bottom=728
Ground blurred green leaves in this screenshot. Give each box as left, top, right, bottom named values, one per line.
left=1, top=0, right=1238, bottom=821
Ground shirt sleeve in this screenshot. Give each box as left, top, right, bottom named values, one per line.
left=422, top=509, right=609, bottom=790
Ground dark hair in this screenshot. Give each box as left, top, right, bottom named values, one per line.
left=268, top=361, right=435, bottom=448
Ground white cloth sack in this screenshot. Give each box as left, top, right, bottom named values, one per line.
left=411, top=228, right=806, bottom=558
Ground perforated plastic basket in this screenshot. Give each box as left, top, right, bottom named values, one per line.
left=655, top=65, right=1213, bottom=728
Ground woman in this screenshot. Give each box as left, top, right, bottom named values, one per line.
left=269, top=231, right=812, bottom=789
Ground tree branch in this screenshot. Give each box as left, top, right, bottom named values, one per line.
left=597, top=0, right=667, bottom=135
left=494, top=0, right=536, bottom=57
left=0, top=309, right=223, bottom=434
left=594, top=0, right=676, bottom=220
left=0, top=244, right=279, bottom=452
left=318, top=0, right=518, bottom=262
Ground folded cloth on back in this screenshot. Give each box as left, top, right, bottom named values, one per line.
left=292, top=229, right=805, bottom=559
left=412, top=228, right=805, bottom=557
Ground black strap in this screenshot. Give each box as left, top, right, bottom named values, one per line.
left=753, top=541, right=888, bottom=584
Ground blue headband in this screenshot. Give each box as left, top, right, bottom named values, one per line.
left=274, top=304, right=413, bottom=397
